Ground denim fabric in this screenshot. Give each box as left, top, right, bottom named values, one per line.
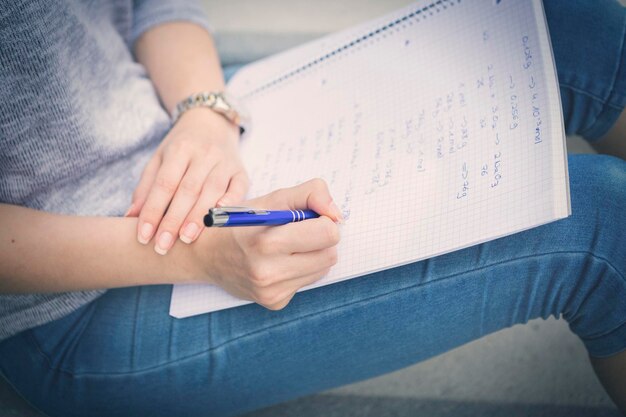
left=545, top=0, right=626, bottom=140
left=1, top=1, right=625, bottom=416
left=0, top=154, right=624, bottom=417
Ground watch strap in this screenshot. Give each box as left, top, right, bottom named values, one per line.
left=171, top=92, right=247, bottom=134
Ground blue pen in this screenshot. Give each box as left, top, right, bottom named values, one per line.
left=204, top=207, right=320, bottom=227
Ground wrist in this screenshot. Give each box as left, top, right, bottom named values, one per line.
left=182, top=227, right=229, bottom=286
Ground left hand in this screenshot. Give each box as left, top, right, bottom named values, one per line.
left=126, top=108, right=249, bottom=255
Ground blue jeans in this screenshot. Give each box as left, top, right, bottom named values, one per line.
left=1, top=1, right=626, bottom=416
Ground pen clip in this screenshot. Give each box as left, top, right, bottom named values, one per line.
left=210, top=206, right=270, bottom=215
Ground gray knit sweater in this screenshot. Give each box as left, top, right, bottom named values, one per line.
left=0, top=0, right=211, bottom=341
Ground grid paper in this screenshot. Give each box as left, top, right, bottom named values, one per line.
left=170, top=0, right=570, bottom=318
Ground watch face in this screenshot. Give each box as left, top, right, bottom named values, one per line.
left=213, top=94, right=232, bottom=112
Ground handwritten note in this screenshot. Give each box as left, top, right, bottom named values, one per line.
left=170, top=0, right=570, bottom=317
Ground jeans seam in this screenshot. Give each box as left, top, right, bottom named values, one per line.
left=130, top=286, right=142, bottom=370
left=29, top=250, right=625, bottom=378
left=559, top=82, right=619, bottom=107
left=560, top=82, right=623, bottom=140
left=567, top=262, right=626, bottom=341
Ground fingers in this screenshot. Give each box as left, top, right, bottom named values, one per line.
left=217, top=170, right=249, bottom=207
left=152, top=157, right=224, bottom=254
left=126, top=155, right=161, bottom=217
left=262, top=216, right=341, bottom=254
left=260, top=178, right=343, bottom=222
left=242, top=180, right=343, bottom=309
left=178, top=168, right=249, bottom=245
left=251, top=246, right=338, bottom=286
left=134, top=151, right=249, bottom=254
left=252, top=265, right=332, bottom=310
left=136, top=156, right=190, bottom=247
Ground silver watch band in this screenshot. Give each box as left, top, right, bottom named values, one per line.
left=171, top=92, right=248, bottom=134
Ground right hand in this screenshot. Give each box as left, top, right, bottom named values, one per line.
left=193, top=178, right=343, bottom=310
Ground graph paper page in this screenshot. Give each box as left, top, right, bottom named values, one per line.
left=170, top=0, right=570, bottom=318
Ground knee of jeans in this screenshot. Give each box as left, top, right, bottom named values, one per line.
left=573, top=154, right=626, bottom=198
left=560, top=156, right=626, bottom=346
left=568, top=154, right=626, bottom=258
left=602, top=155, right=626, bottom=191
left=559, top=87, right=606, bottom=137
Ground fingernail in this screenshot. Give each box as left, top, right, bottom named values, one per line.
left=216, top=199, right=228, bottom=208
left=154, top=232, right=173, bottom=255
left=180, top=222, right=199, bottom=244
left=138, top=222, right=153, bottom=245
left=329, top=202, right=344, bottom=223
left=124, top=204, right=134, bottom=217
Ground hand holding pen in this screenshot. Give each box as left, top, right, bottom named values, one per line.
left=193, top=178, right=343, bottom=310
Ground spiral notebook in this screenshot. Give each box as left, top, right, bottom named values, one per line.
left=170, top=0, right=570, bottom=318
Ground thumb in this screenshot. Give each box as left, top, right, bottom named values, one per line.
left=254, top=178, right=343, bottom=222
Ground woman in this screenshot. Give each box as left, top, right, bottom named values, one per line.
left=0, top=0, right=625, bottom=416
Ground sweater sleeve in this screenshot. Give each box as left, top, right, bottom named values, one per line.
left=131, top=0, right=213, bottom=45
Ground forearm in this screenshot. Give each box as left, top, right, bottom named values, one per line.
left=0, top=204, right=202, bottom=293
left=134, top=21, right=225, bottom=116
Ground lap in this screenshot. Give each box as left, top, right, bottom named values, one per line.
left=1, top=154, right=625, bottom=417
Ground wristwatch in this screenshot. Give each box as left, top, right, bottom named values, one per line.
left=171, top=91, right=249, bottom=134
